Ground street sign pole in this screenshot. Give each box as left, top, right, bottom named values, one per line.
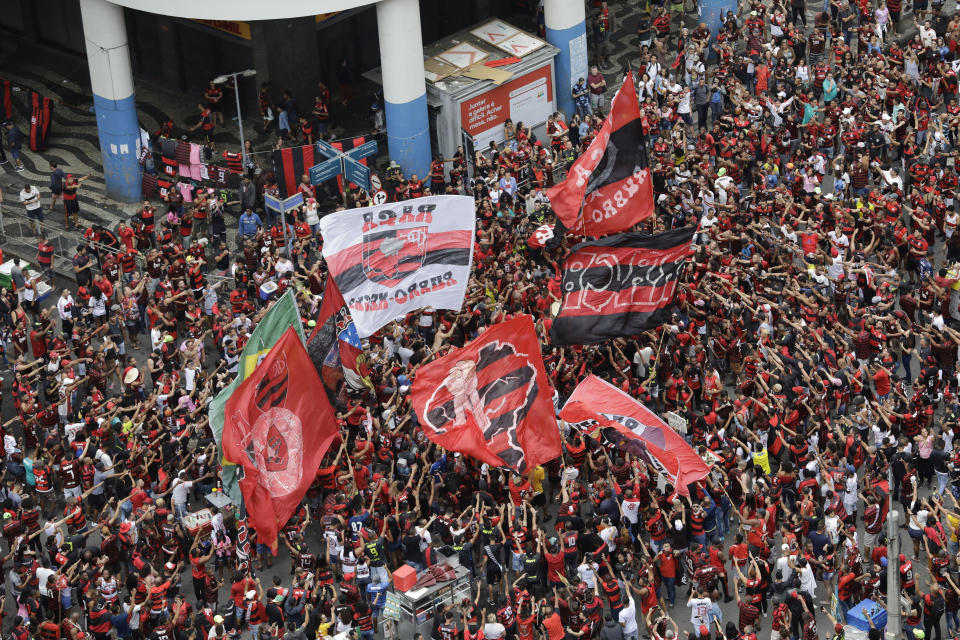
left=281, top=204, right=289, bottom=257
left=340, top=157, right=349, bottom=209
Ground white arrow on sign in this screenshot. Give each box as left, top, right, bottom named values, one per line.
left=373, top=190, right=388, bottom=205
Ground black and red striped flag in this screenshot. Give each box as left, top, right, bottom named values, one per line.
left=0, top=79, right=12, bottom=121
left=546, top=71, right=654, bottom=237
left=549, top=226, right=695, bottom=345
left=272, top=144, right=318, bottom=197
left=29, top=92, right=53, bottom=152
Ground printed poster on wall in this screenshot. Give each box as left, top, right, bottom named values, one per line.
left=460, top=65, right=554, bottom=151
left=569, top=33, right=589, bottom=87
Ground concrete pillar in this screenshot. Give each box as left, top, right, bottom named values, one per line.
left=545, top=0, right=588, bottom=119
left=79, top=0, right=141, bottom=202
left=377, top=0, right=431, bottom=180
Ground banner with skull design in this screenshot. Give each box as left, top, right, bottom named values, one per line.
left=410, top=315, right=561, bottom=473
left=319, top=195, right=475, bottom=338
left=221, top=327, right=339, bottom=552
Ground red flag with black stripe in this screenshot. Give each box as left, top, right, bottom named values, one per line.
left=332, top=136, right=366, bottom=193
left=410, top=315, right=561, bottom=473
left=546, top=72, right=654, bottom=237
left=221, top=327, right=338, bottom=552
left=0, top=79, right=12, bottom=121
left=29, top=92, right=53, bottom=152
left=560, top=375, right=710, bottom=495
left=272, top=144, right=318, bottom=197
left=550, top=226, right=695, bottom=345
left=305, top=275, right=368, bottom=407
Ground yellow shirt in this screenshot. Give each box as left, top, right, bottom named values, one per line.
left=528, top=465, right=545, bottom=494
left=948, top=513, right=960, bottom=543
left=752, top=449, right=771, bottom=475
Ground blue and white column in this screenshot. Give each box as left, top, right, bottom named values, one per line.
left=80, top=0, right=141, bottom=202
left=545, top=0, right=588, bottom=120
left=377, top=0, right=431, bottom=181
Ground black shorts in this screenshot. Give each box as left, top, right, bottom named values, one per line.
left=487, top=567, right=503, bottom=584
left=65, top=199, right=79, bottom=214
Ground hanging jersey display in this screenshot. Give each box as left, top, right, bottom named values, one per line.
left=29, top=92, right=53, bottom=152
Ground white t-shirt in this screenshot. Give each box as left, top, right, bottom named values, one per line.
left=171, top=478, right=193, bottom=506
left=799, top=564, right=817, bottom=598
left=20, top=187, right=41, bottom=211
left=619, top=597, right=638, bottom=635
left=621, top=498, right=642, bottom=523
left=90, top=295, right=107, bottom=318
left=484, top=623, right=506, bottom=640
left=577, top=561, right=599, bottom=588
left=689, top=597, right=712, bottom=626
left=36, top=567, right=56, bottom=596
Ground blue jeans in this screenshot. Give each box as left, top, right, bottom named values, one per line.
left=946, top=611, right=959, bottom=632
left=938, top=470, right=950, bottom=495
left=663, top=576, right=676, bottom=606
left=406, top=561, right=424, bottom=573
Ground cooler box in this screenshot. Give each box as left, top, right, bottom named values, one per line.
left=846, top=600, right=887, bottom=632
left=259, top=281, right=278, bottom=301
left=392, top=564, right=416, bottom=591
left=0, top=259, right=31, bottom=290
left=34, top=279, right=52, bottom=303
left=182, top=508, right=213, bottom=537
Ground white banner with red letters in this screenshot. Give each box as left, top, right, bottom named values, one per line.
left=319, top=195, right=476, bottom=338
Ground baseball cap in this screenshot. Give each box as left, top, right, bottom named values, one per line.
left=835, top=624, right=844, bottom=633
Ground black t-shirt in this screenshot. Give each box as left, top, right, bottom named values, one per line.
left=402, top=534, right=422, bottom=563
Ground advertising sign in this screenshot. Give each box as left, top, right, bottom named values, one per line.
left=460, top=65, right=553, bottom=151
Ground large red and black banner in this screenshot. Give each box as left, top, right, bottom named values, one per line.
left=560, top=375, right=710, bottom=495
left=221, top=328, right=338, bottom=552
left=546, top=72, right=654, bottom=237
left=272, top=144, right=318, bottom=197
left=550, top=226, right=695, bottom=345
left=410, top=315, right=561, bottom=473
left=29, top=92, right=52, bottom=152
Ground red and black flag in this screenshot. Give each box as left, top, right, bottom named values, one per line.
left=305, top=275, right=369, bottom=408
left=221, top=327, right=339, bottom=552
left=272, top=143, right=318, bottom=197
left=0, top=79, right=12, bottom=121
left=550, top=226, right=695, bottom=345
left=29, top=92, right=53, bottom=152
left=546, top=72, right=654, bottom=237
left=410, top=315, right=561, bottom=473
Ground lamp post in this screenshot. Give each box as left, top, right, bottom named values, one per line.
left=212, top=69, right=257, bottom=168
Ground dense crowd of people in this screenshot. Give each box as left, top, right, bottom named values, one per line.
left=7, top=2, right=960, bottom=640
